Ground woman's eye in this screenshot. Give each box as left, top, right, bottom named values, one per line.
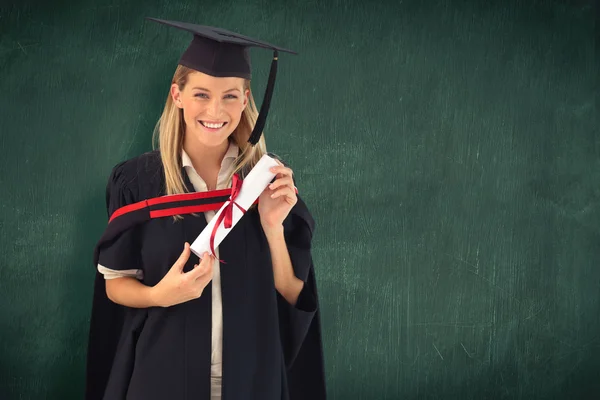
left=193, top=93, right=236, bottom=99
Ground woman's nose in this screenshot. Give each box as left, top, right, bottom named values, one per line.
left=207, top=98, right=222, bottom=116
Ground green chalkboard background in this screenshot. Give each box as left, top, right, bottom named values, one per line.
left=1, top=0, right=598, bottom=398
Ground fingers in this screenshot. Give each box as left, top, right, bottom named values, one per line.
left=269, top=186, right=297, bottom=204
left=268, top=164, right=297, bottom=200
left=173, top=242, right=191, bottom=272
left=187, top=251, right=214, bottom=280
left=268, top=175, right=294, bottom=191
left=269, top=165, right=293, bottom=178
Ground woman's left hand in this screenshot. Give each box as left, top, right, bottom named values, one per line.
left=258, top=161, right=297, bottom=234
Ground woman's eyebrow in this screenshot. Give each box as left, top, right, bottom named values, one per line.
left=191, top=87, right=241, bottom=93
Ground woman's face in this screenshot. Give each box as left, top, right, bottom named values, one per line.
left=171, top=71, right=249, bottom=149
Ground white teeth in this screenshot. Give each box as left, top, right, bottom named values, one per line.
left=201, top=121, right=225, bottom=129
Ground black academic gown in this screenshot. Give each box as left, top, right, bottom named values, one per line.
left=85, top=150, right=326, bottom=400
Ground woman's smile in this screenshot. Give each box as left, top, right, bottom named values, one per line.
left=199, top=120, right=228, bottom=131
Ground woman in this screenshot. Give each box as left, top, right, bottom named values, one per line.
left=86, top=18, right=326, bottom=400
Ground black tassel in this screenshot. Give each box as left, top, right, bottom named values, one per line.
left=248, top=50, right=279, bottom=145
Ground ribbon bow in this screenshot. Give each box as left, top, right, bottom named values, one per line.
left=209, top=174, right=247, bottom=262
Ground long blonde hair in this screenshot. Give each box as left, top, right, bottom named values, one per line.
left=152, top=64, right=267, bottom=196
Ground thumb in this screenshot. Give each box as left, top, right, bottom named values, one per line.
left=173, top=242, right=191, bottom=272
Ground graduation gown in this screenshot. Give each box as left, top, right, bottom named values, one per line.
left=85, top=150, right=326, bottom=400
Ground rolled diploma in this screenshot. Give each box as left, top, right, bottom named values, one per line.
left=190, top=153, right=279, bottom=258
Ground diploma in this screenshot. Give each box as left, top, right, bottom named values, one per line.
left=190, top=153, right=279, bottom=259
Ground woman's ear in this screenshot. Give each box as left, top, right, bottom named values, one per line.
left=171, top=83, right=183, bottom=109
left=242, top=88, right=250, bottom=110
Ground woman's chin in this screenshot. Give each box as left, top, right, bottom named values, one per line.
left=190, top=129, right=232, bottom=148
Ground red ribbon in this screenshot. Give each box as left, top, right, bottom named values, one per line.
left=209, top=174, right=247, bottom=262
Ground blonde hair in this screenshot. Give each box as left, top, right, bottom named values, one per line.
left=152, top=64, right=267, bottom=197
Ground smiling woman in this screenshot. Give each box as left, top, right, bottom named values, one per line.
left=155, top=64, right=263, bottom=195
left=174, top=73, right=247, bottom=145
left=86, top=17, right=326, bottom=400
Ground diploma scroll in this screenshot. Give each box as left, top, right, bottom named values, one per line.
left=190, top=154, right=279, bottom=258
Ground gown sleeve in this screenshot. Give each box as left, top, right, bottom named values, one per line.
left=95, top=162, right=143, bottom=273
left=278, top=196, right=327, bottom=399
left=86, top=161, right=144, bottom=400
left=277, top=195, right=319, bottom=367
left=265, top=154, right=321, bottom=365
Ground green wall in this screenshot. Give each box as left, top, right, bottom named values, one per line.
left=1, top=0, right=598, bottom=398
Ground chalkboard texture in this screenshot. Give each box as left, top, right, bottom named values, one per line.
left=0, top=0, right=598, bottom=399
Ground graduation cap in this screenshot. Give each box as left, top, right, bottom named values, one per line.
left=146, top=17, right=297, bottom=145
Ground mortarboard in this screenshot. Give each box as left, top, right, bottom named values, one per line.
left=146, top=17, right=297, bottom=145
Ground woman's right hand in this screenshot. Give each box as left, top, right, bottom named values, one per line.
left=151, top=242, right=214, bottom=307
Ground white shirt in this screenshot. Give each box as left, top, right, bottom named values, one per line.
left=181, top=141, right=239, bottom=383
left=97, top=141, right=239, bottom=398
